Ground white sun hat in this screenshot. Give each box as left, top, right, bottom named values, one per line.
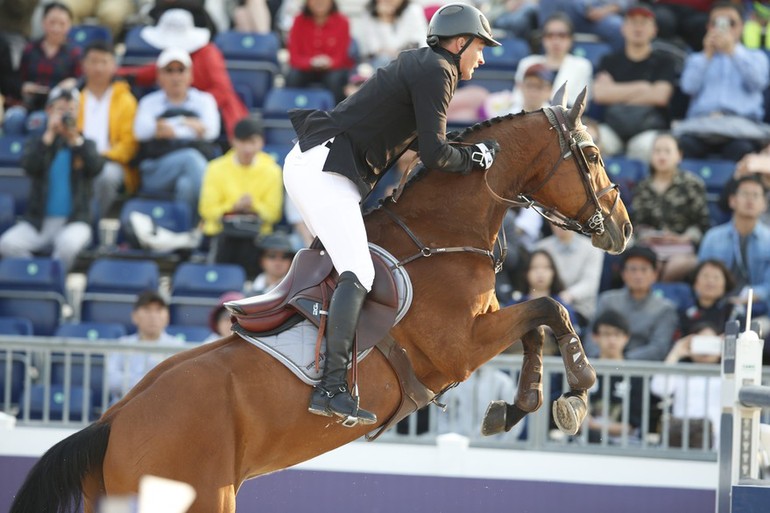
left=140, top=9, right=210, bottom=54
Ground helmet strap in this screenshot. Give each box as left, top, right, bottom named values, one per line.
left=449, top=35, right=476, bottom=73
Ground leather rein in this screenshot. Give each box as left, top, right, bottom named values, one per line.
left=381, top=106, right=619, bottom=272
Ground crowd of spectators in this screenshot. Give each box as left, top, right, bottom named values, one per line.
left=2, top=0, right=770, bottom=445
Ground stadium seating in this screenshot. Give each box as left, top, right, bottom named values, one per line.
left=68, top=24, right=112, bottom=50
left=680, top=158, right=735, bottom=226
left=117, top=198, right=193, bottom=248
left=572, top=40, right=613, bottom=70
left=0, top=172, right=31, bottom=216
left=0, top=351, right=27, bottom=407
left=263, top=143, right=293, bottom=166
left=122, top=25, right=162, bottom=66
left=214, top=31, right=280, bottom=109
left=0, top=257, right=67, bottom=336
left=169, top=262, right=246, bottom=326
left=0, top=193, right=14, bottom=235
left=603, top=156, right=648, bottom=211
left=0, top=316, right=34, bottom=336
left=23, top=384, right=91, bottom=421
left=651, top=282, right=696, bottom=314
left=80, top=258, right=160, bottom=331
left=229, top=68, right=275, bottom=110
left=471, top=37, right=529, bottom=93
left=167, top=324, right=213, bottom=343
left=55, top=322, right=127, bottom=341
left=0, top=135, right=26, bottom=171
left=262, top=87, right=336, bottom=144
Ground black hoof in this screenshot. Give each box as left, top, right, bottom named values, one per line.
left=481, top=400, right=508, bottom=436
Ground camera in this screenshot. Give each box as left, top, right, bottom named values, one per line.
left=691, top=335, right=722, bottom=356
left=61, top=112, right=76, bottom=128
left=714, top=16, right=731, bottom=32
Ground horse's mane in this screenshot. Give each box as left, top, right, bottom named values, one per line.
left=364, top=111, right=532, bottom=215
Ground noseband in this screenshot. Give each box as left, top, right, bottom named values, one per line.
left=484, top=107, right=620, bottom=236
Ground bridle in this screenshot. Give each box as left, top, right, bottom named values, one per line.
left=380, top=105, right=620, bottom=273
left=483, top=106, right=620, bottom=236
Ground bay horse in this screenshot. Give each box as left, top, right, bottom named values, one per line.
left=10, top=87, right=632, bottom=513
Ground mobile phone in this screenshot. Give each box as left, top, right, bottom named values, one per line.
left=691, top=335, right=722, bottom=356
left=714, top=16, right=730, bottom=32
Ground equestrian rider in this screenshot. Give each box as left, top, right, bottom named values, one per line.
left=284, top=3, right=502, bottom=426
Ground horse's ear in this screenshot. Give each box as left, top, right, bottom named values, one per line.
left=568, top=87, right=588, bottom=126
left=551, top=82, right=567, bottom=107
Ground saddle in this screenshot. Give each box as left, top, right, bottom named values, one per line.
left=226, top=247, right=400, bottom=353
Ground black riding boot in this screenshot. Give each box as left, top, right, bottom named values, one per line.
left=308, top=271, right=377, bottom=426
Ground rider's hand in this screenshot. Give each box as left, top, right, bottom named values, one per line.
left=470, top=140, right=499, bottom=170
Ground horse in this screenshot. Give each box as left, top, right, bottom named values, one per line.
left=10, top=87, right=632, bottom=513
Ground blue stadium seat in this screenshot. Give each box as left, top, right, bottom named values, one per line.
left=480, top=37, right=530, bottom=72
left=0, top=135, right=26, bottom=170
left=680, top=158, right=734, bottom=194
left=169, top=263, right=246, bottom=326
left=603, top=156, right=648, bottom=210
left=68, top=24, right=112, bottom=50
left=214, top=31, right=280, bottom=64
left=262, top=88, right=336, bottom=145
left=122, top=25, right=162, bottom=66
left=0, top=257, right=66, bottom=336
left=572, top=40, right=613, bottom=70
left=55, top=322, right=127, bottom=340
left=117, top=198, right=193, bottom=247
left=229, top=68, right=274, bottom=109
left=0, top=173, right=31, bottom=216
left=167, top=324, right=213, bottom=343
left=652, top=282, right=695, bottom=314
left=0, top=192, right=14, bottom=235
left=80, top=258, right=160, bottom=330
left=0, top=316, right=33, bottom=335
left=23, top=384, right=91, bottom=421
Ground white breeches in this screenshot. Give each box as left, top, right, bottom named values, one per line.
left=283, top=141, right=375, bottom=291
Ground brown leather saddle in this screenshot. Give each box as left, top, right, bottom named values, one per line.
left=226, top=247, right=400, bottom=353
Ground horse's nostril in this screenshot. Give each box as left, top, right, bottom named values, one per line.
left=623, top=222, right=633, bottom=240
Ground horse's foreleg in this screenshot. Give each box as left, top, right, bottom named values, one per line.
left=482, top=326, right=544, bottom=436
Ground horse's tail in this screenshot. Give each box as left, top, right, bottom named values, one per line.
left=9, top=421, right=111, bottom=513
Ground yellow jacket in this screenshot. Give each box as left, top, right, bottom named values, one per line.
left=77, top=80, right=140, bottom=193
left=199, top=149, right=284, bottom=236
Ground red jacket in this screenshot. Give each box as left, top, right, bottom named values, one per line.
left=130, top=44, right=247, bottom=138
left=288, top=13, right=354, bottom=71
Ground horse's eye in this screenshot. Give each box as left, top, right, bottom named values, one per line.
left=587, top=153, right=600, bottom=164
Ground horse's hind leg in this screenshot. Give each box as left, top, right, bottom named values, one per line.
left=482, top=327, right=544, bottom=436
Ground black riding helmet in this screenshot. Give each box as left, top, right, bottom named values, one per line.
left=426, top=3, right=501, bottom=51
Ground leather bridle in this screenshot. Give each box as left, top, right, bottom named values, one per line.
left=483, top=106, right=620, bottom=236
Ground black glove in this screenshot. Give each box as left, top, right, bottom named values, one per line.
left=470, top=139, right=500, bottom=170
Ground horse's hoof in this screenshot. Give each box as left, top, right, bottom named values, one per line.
left=552, top=394, right=587, bottom=436
left=481, top=400, right=508, bottom=436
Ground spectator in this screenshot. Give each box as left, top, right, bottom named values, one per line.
left=674, top=2, right=769, bottom=161
left=233, top=0, right=272, bottom=33
left=59, top=0, right=135, bottom=37
left=147, top=0, right=219, bottom=36
left=125, top=9, right=247, bottom=138
left=538, top=0, right=628, bottom=52
left=0, top=0, right=41, bottom=39
left=205, top=291, right=246, bottom=342
left=698, top=175, right=770, bottom=316
left=77, top=41, right=139, bottom=219
left=586, top=310, right=660, bottom=444
left=437, top=364, right=523, bottom=440
left=199, top=116, right=283, bottom=275
left=252, top=232, right=297, bottom=294
left=449, top=13, right=592, bottom=121
left=351, top=0, right=427, bottom=70
left=586, top=245, right=680, bottom=360
left=681, top=258, right=737, bottom=336
left=133, top=47, right=220, bottom=219
left=18, top=2, right=81, bottom=112
left=650, top=322, right=722, bottom=449
left=631, top=133, right=710, bottom=281
left=650, top=0, right=714, bottom=52
left=0, top=87, right=103, bottom=271
left=535, top=222, right=604, bottom=327
left=490, top=0, right=539, bottom=42
left=480, top=63, right=556, bottom=120
left=286, top=0, right=355, bottom=103
left=735, top=142, right=770, bottom=225
left=593, top=6, right=676, bottom=162
left=506, top=249, right=581, bottom=350
left=107, top=290, right=184, bottom=401
left=0, top=33, right=20, bottom=113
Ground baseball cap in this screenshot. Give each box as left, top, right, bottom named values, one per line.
left=234, top=116, right=264, bottom=140
left=626, top=6, right=655, bottom=18
left=523, top=63, right=555, bottom=83
left=156, top=47, right=192, bottom=69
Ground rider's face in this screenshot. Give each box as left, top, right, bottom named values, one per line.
left=458, top=37, right=486, bottom=80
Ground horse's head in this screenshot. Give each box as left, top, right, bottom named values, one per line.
left=511, top=85, right=632, bottom=254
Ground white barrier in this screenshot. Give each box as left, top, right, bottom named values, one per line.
left=716, top=313, right=770, bottom=513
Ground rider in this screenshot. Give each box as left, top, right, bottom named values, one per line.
left=284, top=3, right=502, bottom=426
